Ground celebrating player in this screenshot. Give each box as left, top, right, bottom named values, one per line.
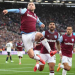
left=6, top=41, right=14, bottom=63
left=16, top=40, right=23, bottom=64
left=3, top=2, right=57, bottom=64
left=57, top=26, right=75, bottom=75
left=34, top=22, right=61, bottom=75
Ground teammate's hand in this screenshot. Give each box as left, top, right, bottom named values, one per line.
left=58, top=50, right=62, bottom=58
left=73, top=48, right=75, bottom=53
left=59, top=53, right=62, bottom=58
left=41, top=24, right=45, bottom=28
left=3, top=10, right=8, bottom=15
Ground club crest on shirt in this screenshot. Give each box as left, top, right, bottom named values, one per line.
left=34, top=13, right=36, bottom=17
left=47, top=35, right=49, bottom=37
left=54, top=35, right=57, bottom=39
left=72, top=38, right=74, bottom=42
left=65, top=39, right=67, bottom=41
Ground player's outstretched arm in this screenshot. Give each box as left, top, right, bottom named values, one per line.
left=36, top=17, right=45, bottom=28
left=40, top=24, right=45, bottom=28
left=73, top=48, right=75, bottom=53
left=3, top=9, right=20, bottom=15
left=3, top=8, right=27, bottom=15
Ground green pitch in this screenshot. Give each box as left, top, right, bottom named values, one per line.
left=0, top=54, right=75, bottom=75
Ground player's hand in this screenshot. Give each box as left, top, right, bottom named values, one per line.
left=3, top=10, right=8, bottom=15
left=41, top=24, right=45, bottom=28
left=73, top=48, right=75, bottom=53
left=58, top=50, right=62, bottom=58
left=59, top=53, right=62, bottom=58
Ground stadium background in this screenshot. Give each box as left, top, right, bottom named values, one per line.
left=0, top=0, right=75, bottom=75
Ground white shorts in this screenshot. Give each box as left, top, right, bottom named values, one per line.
left=17, top=51, right=23, bottom=57
left=62, top=56, right=72, bottom=67
left=34, top=50, right=40, bottom=55
left=22, top=32, right=37, bottom=52
left=39, top=54, right=56, bottom=65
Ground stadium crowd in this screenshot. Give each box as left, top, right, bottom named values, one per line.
left=0, top=26, right=21, bottom=50
left=0, top=4, right=75, bottom=50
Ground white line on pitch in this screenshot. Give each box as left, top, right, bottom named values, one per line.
left=0, top=69, right=74, bottom=74
left=0, top=63, right=58, bottom=66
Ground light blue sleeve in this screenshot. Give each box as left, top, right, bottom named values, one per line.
left=36, top=17, right=43, bottom=27
left=19, top=8, right=27, bottom=14
left=73, top=33, right=75, bottom=36
left=7, top=8, right=27, bottom=14
left=58, top=36, right=63, bottom=43
left=42, top=31, right=45, bottom=36
left=7, top=9, right=20, bottom=13
left=57, top=33, right=60, bottom=41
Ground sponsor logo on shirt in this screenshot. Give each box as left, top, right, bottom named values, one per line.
left=47, top=35, right=49, bottom=37
left=71, top=38, right=74, bottom=42
left=47, top=39, right=56, bottom=42
left=65, top=39, right=67, bottom=41
left=27, top=13, right=37, bottom=20
left=18, top=46, right=22, bottom=47
left=64, top=42, right=73, bottom=45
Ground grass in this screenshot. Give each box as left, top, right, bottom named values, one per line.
left=0, top=54, right=75, bottom=75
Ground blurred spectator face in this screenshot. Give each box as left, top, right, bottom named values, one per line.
left=49, top=22, right=55, bottom=31
left=66, top=27, right=73, bottom=35
left=27, top=2, right=35, bottom=12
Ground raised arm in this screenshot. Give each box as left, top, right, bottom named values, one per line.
left=3, top=8, right=27, bottom=15
left=56, top=33, right=61, bottom=52
left=56, top=33, right=62, bottom=57
left=36, top=17, right=45, bottom=28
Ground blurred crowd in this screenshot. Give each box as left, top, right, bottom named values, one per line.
left=0, top=4, right=75, bottom=50
left=36, top=5, right=75, bottom=32
left=0, top=26, right=21, bottom=50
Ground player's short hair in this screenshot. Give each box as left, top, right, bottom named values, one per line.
left=28, top=2, right=35, bottom=5
left=67, top=26, right=73, bottom=29
left=49, top=21, right=55, bottom=25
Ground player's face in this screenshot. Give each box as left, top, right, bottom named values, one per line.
left=27, top=2, right=35, bottom=12
left=49, top=23, right=55, bottom=31
left=66, top=27, right=73, bottom=35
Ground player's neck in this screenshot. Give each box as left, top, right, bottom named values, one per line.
left=49, top=30, right=54, bottom=33
left=31, top=10, right=34, bottom=13
left=67, top=33, right=72, bottom=36
left=29, top=10, right=34, bottom=13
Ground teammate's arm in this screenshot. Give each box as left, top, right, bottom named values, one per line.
left=36, top=18, right=45, bottom=28
left=73, top=48, right=75, bottom=53
left=73, top=42, right=75, bottom=53
left=56, top=41, right=61, bottom=52
left=3, top=8, right=27, bottom=15
left=56, top=33, right=62, bottom=57
left=56, top=33, right=61, bottom=51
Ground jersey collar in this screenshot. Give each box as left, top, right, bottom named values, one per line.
left=48, top=30, right=55, bottom=34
